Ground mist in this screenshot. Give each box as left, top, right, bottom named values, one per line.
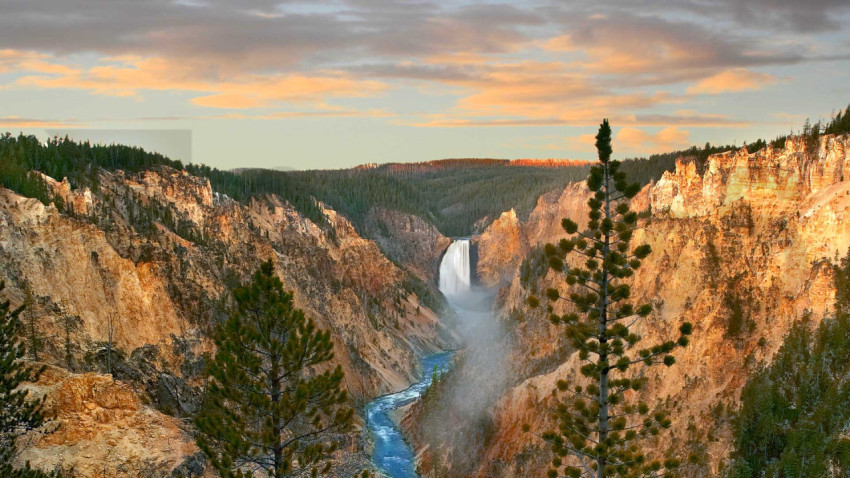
left=414, top=238, right=514, bottom=474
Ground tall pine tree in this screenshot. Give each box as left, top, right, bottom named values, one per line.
left=527, top=120, right=693, bottom=478
left=0, top=281, right=57, bottom=477
left=195, top=260, right=354, bottom=478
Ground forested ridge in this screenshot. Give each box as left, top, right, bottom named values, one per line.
left=1, top=105, right=848, bottom=237
left=0, top=138, right=730, bottom=237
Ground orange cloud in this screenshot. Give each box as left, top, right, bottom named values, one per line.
left=8, top=53, right=388, bottom=109
left=189, top=74, right=385, bottom=109
left=408, top=59, right=673, bottom=126
left=212, top=109, right=394, bottom=120
left=424, top=52, right=492, bottom=65
left=193, top=93, right=265, bottom=109
left=558, top=41, right=669, bottom=75
left=0, top=116, right=85, bottom=128
left=544, top=30, right=708, bottom=77
left=686, top=69, right=777, bottom=95
left=541, top=35, right=573, bottom=52
left=565, top=133, right=597, bottom=152
left=616, top=126, right=690, bottom=153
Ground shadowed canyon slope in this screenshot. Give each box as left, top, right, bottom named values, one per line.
left=409, top=134, right=850, bottom=476
left=0, top=166, right=458, bottom=475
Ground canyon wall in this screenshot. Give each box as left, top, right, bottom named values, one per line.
left=364, top=206, right=452, bottom=283
left=0, top=166, right=458, bottom=476
left=412, top=134, right=850, bottom=476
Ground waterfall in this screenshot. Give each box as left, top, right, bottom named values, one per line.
left=439, top=239, right=471, bottom=296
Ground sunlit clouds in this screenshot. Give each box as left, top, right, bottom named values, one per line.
left=687, top=69, right=778, bottom=95
left=0, top=0, right=848, bottom=168
left=8, top=54, right=387, bottom=110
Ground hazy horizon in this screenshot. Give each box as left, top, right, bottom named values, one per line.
left=1, top=0, right=848, bottom=170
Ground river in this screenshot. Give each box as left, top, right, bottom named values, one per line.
left=365, top=351, right=454, bottom=478
left=365, top=238, right=477, bottom=477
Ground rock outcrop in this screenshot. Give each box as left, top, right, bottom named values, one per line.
left=15, top=366, right=203, bottom=477
left=412, top=134, right=850, bottom=476
left=475, top=209, right=524, bottom=287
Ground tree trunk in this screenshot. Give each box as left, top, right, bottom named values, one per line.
left=597, top=161, right=612, bottom=478
left=271, top=357, right=283, bottom=477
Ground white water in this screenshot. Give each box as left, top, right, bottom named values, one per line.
left=439, top=239, right=471, bottom=296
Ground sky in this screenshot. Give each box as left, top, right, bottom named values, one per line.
left=1, top=0, right=849, bottom=170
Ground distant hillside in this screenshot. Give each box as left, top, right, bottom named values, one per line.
left=3, top=104, right=847, bottom=238
left=285, top=161, right=592, bottom=237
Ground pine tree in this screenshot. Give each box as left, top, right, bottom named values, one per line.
left=0, top=281, right=57, bottom=477
left=23, top=298, right=42, bottom=362
left=527, top=120, right=693, bottom=478
left=61, top=315, right=78, bottom=371
left=195, top=260, right=355, bottom=478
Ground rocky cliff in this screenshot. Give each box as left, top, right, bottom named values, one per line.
left=475, top=209, right=524, bottom=287
left=0, top=165, right=458, bottom=476
left=15, top=366, right=205, bottom=477
left=411, top=133, right=850, bottom=476
left=363, top=207, right=451, bottom=283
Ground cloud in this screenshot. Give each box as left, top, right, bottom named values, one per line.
left=0, top=116, right=86, bottom=128
left=615, top=126, right=691, bottom=153
left=629, top=112, right=751, bottom=127
left=408, top=104, right=748, bottom=128
left=402, top=59, right=676, bottom=126
left=0, top=1, right=538, bottom=75
left=540, top=0, right=850, bottom=34
left=362, top=4, right=540, bottom=57
left=212, top=109, right=394, bottom=120
left=0, top=109, right=392, bottom=131
left=773, top=112, right=805, bottom=120
left=565, top=133, right=597, bottom=152
left=9, top=54, right=388, bottom=109
left=686, top=69, right=777, bottom=94
left=0, top=0, right=846, bottom=135
left=562, top=125, right=692, bottom=156
left=717, top=0, right=850, bottom=33
left=543, top=14, right=803, bottom=86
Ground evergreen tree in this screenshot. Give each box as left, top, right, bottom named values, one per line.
left=23, top=297, right=42, bottom=362
left=195, top=261, right=354, bottom=478
left=527, top=120, right=693, bottom=478
left=60, top=315, right=78, bottom=371
left=0, top=281, right=56, bottom=477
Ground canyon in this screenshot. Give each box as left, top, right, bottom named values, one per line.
left=2, top=132, right=848, bottom=477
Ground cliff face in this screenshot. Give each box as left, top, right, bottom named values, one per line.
left=414, top=134, right=850, bottom=476
left=14, top=366, right=204, bottom=477
left=363, top=207, right=451, bottom=283
left=0, top=166, right=457, bottom=476
left=475, top=209, right=524, bottom=287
